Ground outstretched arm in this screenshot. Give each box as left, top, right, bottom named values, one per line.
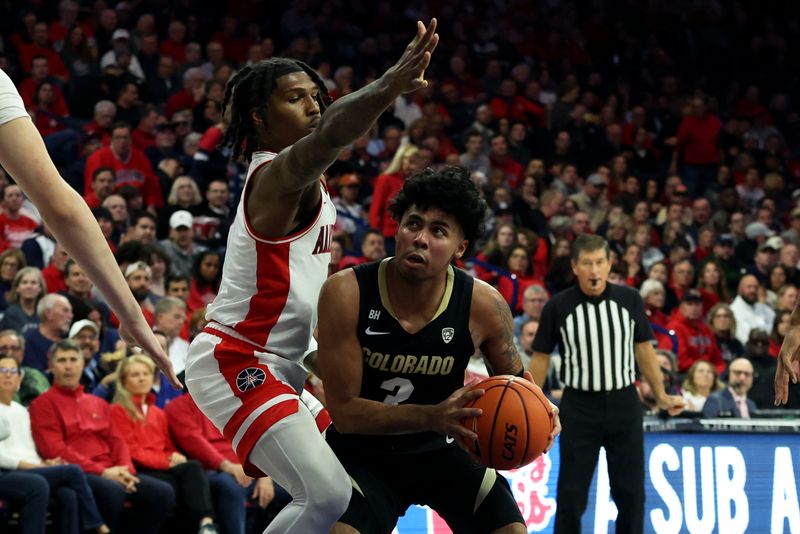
left=0, top=117, right=180, bottom=388
left=265, top=19, right=439, bottom=195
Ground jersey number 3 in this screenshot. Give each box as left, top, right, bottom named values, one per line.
left=380, top=377, right=414, bottom=405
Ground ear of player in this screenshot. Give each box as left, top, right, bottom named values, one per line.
left=460, top=376, right=554, bottom=470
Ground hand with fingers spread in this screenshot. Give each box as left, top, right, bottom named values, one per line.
left=428, top=381, right=484, bottom=443
left=775, top=328, right=800, bottom=405
left=383, top=19, right=439, bottom=95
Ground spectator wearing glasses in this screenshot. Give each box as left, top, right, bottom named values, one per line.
left=0, top=330, right=48, bottom=407
left=743, top=329, right=778, bottom=409
left=707, top=303, right=745, bottom=363
left=702, top=357, right=757, bottom=418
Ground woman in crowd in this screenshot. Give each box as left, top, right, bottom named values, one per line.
left=630, top=223, right=664, bottom=272
left=0, top=267, right=46, bottom=335
left=0, top=355, right=110, bottom=534
left=681, top=360, right=725, bottom=412
left=0, top=249, right=25, bottom=311
left=473, top=222, right=516, bottom=284
left=620, top=243, right=644, bottom=287
left=188, top=251, right=222, bottom=314
left=707, top=303, right=745, bottom=363
left=497, top=244, right=541, bottom=314
left=766, top=265, right=789, bottom=309
left=110, top=354, right=217, bottom=533
left=770, top=310, right=792, bottom=358
left=156, top=176, right=204, bottom=239
left=776, top=284, right=799, bottom=313
left=696, top=259, right=729, bottom=314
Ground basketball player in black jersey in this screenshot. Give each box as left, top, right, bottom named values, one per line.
left=317, top=167, right=561, bottom=534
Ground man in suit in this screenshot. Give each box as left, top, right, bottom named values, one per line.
left=702, top=357, right=757, bottom=418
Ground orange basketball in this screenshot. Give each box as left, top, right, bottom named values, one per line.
left=460, top=376, right=553, bottom=470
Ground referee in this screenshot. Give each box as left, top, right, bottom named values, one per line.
left=530, top=235, right=684, bottom=534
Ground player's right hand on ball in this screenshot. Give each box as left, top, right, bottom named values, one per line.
left=428, top=381, right=484, bottom=442
left=384, top=19, right=439, bottom=94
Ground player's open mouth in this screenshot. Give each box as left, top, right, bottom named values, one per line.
left=405, top=253, right=425, bottom=265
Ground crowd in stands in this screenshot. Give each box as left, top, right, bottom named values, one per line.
left=0, top=0, right=800, bottom=531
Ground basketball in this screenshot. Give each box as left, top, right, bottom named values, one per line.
left=460, top=376, right=553, bottom=470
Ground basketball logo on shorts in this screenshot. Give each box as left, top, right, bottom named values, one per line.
left=236, top=367, right=266, bottom=392
left=442, top=327, right=454, bottom=344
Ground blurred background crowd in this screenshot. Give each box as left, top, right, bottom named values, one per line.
left=0, top=0, right=799, bottom=531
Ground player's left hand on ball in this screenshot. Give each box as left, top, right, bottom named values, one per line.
left=429, top=380, right=484, bottom=441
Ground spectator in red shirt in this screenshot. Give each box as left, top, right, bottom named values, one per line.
left=489, top=79, right=545, bottom=126
left=17, top=22, right=70, bottom=81
left=29, top=340, right=175, bottom=533
left=0, top=185, right=39, bottom=252
left=110, top=354, right=217, bottom=533
left=369, top=145, right=422, bottom=255
left=339, top=229, right=387, bottom=270
left=17, top=56, right=70, bottom=113
left=41, top=242, right=69, bottom=295
left=82, top=100, right=116, bottom=150
left=673, top=96, right=721, bottom=197
left=666, top=289, right=726, bottom=373
left=496, top=245, right=544, bottom=314
left=165, top=392, right=289, bottom=534
left=84, top=167, right=115, bottom=209
left=160, top=20, right=188, bottom=64
left=165, top=67, right=206, bottom=119
left=84, top=123, right=163, bottom=209
left=489, top=134, right=523, bottom=189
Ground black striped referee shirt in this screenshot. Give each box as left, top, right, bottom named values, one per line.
left=532, top=284, right=654, bottom=392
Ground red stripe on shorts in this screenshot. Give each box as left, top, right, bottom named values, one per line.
left=206, top=326, right=300, bottom=475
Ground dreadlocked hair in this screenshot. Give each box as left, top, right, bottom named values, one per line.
left=221, top=58, right=331, bottom=162
left=389, top=166, right=488, bottom=257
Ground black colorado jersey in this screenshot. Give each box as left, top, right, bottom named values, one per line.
left=327, top=258, right=475, bottom=454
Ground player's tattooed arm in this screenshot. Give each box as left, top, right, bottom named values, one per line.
left=473, top=281, right=524, bottom=376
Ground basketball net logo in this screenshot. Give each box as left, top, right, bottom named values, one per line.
left=236, top=367, right=266, bottom=392
left=441, top=327, right=454, bottom=344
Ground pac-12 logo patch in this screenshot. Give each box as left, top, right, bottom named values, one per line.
left=442, top=327, right=454, bottom=344
left=236, top=367, right=266, bottom=392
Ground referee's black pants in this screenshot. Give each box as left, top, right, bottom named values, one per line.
left=554, top=385, right=644, bottom=534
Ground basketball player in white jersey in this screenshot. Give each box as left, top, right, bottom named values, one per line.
left=0, top=70, right=177, bottom=387
left=184, top=20, right=440, bottom=533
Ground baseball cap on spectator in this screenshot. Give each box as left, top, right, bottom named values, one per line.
left=715, top=234, right=735, bottom=247
left=494, top=202, right=513, bottom=215
left=681, top=289, right=703, bottom=303
left=169, top=210, right=193, bottom=230
left=124, top=261, right=152, bottom=279
left=745, top=221, right=775, bottom=240
left=68, top=319, right=99, bottom=340
left=587, top=174, right=605, bottom=186
left=338, top=174, right=360, bottom=187
left=766, top=236, right=785, bottom=250
left=112, top=29, right=130, bottom=41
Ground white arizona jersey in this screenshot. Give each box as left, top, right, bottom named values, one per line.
left=206, top=151, right=335, bottom=361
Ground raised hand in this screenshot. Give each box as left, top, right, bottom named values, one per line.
left=384, top=19, right=439, bottom=94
